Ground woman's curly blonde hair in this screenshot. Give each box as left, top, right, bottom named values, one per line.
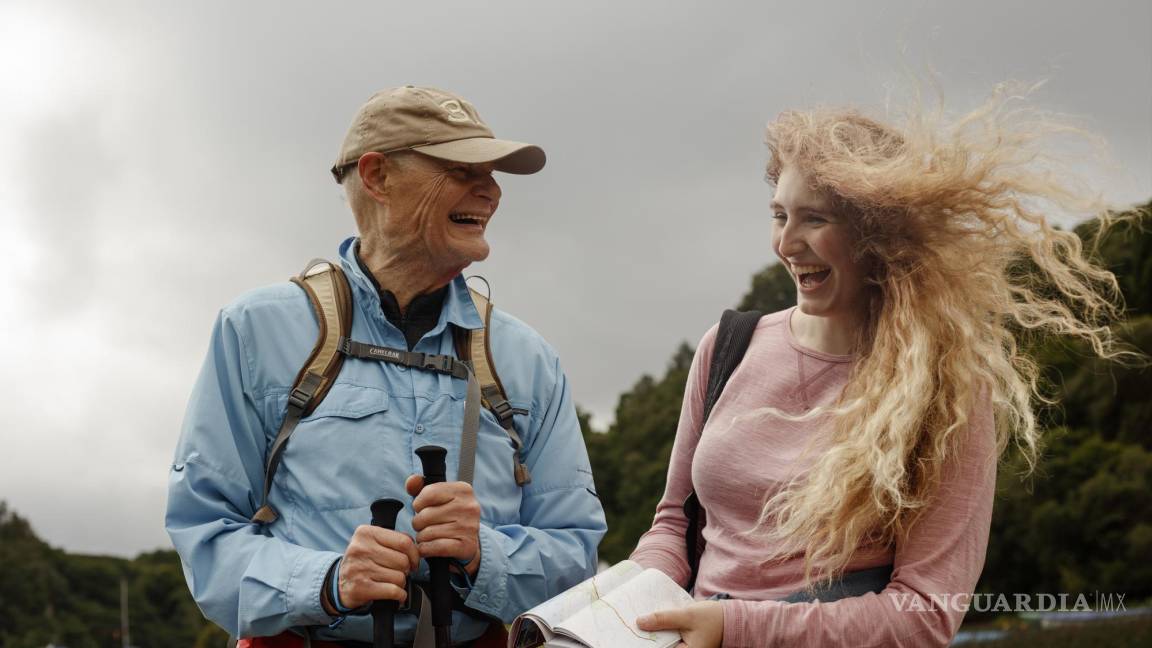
left=755, top=85, right=1135, bottom=584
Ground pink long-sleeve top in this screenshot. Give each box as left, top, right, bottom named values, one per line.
left=630, top=308, right=998, bottom=647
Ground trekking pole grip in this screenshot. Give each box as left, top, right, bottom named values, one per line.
left=414, top=445, right=452, bottom=648
left=370, top=498, right=405, bottom=648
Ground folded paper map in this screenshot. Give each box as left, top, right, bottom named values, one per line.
left=508, top=560, right=696, bottom=648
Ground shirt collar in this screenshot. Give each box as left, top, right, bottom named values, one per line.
left=339, top=237, right=484, bottom=333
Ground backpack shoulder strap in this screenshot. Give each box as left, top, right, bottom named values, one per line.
left=703, top=309, right=763, bottom=422
left=684, top=308, right=762, bottom=590
left=454, top=287, right=532, bottom=486
left=252, top=259, right=353, bottom=524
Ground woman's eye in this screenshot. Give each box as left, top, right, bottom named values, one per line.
left=772, top=212, right=787, bottom=221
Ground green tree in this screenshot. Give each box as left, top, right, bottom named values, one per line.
left=586, top=345, right=695, bottom=564
left=980, top=428, right=1152, bottom=599
left=978, top=203, right=1152, bottom=602
left=0, top=502, right=220, bottom=648
left=0, top=502, right=73, bottom=648
left=737, top=262, right=795, bottom=313
left=130, top=550, right=213, bottom=648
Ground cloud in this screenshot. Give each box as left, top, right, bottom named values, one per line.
left=1, top=0, right=1149, bottom=557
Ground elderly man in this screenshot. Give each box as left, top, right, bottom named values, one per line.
left=166, top=86, right=605, bottom=647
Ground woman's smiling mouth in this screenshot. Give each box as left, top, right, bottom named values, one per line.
left=792, top=263, right=832, bottom=289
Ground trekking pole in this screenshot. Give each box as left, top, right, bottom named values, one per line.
left=370, top=498, right=405, bottom=648
left=414, top=445, right=453, bottom=648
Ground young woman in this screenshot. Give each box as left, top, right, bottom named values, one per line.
left=630, top=91, right=1133, bottom=647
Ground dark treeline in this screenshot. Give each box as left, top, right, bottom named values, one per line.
left=584, top=203, right=1152, bottom=605
left=0, top=503, right=227, bottom=647
left=1, top=205, right=1148, bottom=647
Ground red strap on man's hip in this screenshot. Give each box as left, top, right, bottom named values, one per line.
left=237, top=632, right=349, bottom=648
left=237, top=623, right=505, bottom=648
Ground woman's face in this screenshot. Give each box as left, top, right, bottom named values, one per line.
left=770, top=165, right=869, bottom=321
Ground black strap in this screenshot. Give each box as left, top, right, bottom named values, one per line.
left=480, top=384, right=516, bottom=430
left=684, top=309, right=762, bottom=592
left=703, top=310, right=762, bottom=422
left=252, top=372, right=326, bottom=523
left=479, top=383, right=530, bottom=485
left=339, top=337, right=471, bottom=380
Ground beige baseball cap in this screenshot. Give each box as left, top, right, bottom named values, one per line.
left=331, top=85, right=546, bottom=182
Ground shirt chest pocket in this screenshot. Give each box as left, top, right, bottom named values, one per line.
left=302, top=384, right=391, bottom=421
left=274, top=384, right=401, bottom=512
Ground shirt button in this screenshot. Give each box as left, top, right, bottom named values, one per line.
left=415, top=424, right=425, bottom=434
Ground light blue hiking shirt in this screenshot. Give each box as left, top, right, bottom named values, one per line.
left=166, top=238, right=605, bottom=642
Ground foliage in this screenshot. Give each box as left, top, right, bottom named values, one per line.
left=0, top=503, right=215, bottom=648
left=582, top=345, right=696, bottom=564
left=981, top=427, right=1152, bottom=599
left=976, top=204, right=1152, bottom=600
left=736, top=262, right=797, bottom=314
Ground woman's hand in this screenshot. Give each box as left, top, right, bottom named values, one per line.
left=637, top=600, right=725, bottom=648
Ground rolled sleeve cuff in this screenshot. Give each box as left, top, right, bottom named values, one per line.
left=288, top=550, right=345, bottom=625
left=630, top=535, right=691, bottom=588
left=462, top=524, right=508, bottom=616
left=721, top=598, right=779, bottom=648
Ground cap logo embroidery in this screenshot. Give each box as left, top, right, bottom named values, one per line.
left=442, top=99, right=474, bottom=122
left=440, top=100, right=472, bottom=123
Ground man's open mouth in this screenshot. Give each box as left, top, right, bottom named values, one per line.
left=793, top=264, right=831, bottom=289
left=449, top=213, right=487, bottom=227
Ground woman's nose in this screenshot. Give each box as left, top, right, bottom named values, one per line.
left=777, top=222, right=806, bottom=256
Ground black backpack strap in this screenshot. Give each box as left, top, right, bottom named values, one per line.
left=684, top=309, right=762, bottom=592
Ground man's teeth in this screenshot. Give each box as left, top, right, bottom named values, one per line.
left=449, top=213, right=486, bottom=225
left=792, top=264, right=830, bottom=275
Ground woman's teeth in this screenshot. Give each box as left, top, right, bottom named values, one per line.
left=793, top=264, right=832, bottom=288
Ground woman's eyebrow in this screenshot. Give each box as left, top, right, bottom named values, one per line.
left=771, top=202, right=834, bottom=215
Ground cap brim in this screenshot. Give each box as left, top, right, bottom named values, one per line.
left=412, top=137, right=546, bottom=175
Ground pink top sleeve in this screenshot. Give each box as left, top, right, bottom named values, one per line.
left=629, top=323, right=719, bottom=587
left=719, top=403, right=997, bottom=648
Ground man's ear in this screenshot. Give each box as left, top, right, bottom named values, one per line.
left=357, top=152, right=389, bottom=201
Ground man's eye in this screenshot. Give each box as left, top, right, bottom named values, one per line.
left=445, top=165, right=493, bottom=183
left=772, top=213, right=787, bottom=221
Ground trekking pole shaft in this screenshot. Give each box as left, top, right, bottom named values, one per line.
left=414, top=445, right=452, bottom=648
left=370, top=498, right=405, bottom=648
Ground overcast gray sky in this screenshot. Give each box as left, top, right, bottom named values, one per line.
left=2, top=0, right=1149, bottom=557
